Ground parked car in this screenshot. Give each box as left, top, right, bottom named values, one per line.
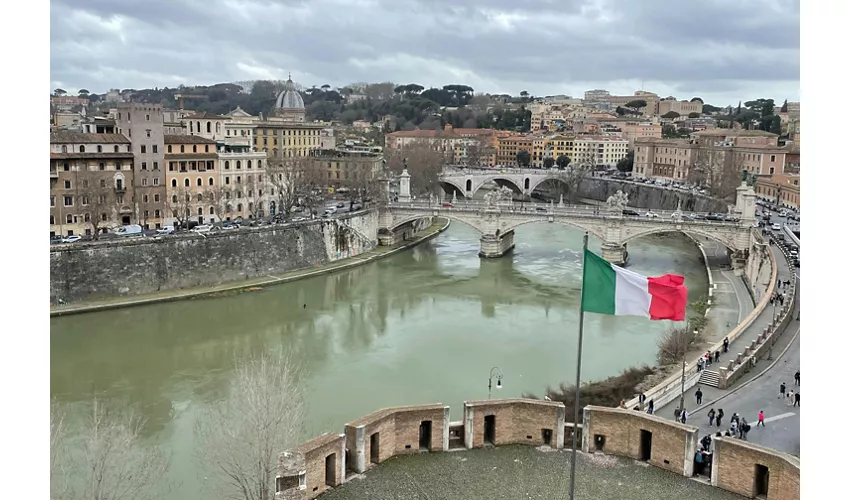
left=441, top=202, right=454, bottom=208
left=191, top=224, right=214, bottom=233
left=622, top=209, right=640, bottom=216
left=336, top=202, right=346, bottom=208
left=771, top=223, right=782, bottom=231
left=644, top=211, right=659, bottom=218
left=62, top=235, right=82, bottom=243
left=221, top=222, right=238, bottom=230
left=156, top=226, right=175, bottom=235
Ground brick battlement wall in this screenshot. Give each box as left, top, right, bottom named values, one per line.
left=274, top=400, right=799, bottom=500
left=49, top=211, right=378, bottom=304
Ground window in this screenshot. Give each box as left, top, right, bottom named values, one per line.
left=193, top=145, right=197, bottom=153
left=64, top=180, right=71, bottom=189
left=770, top=155, right=776, bottom=162
left=62, top=145, right=67, bottom=153
left=225, top=192, right=231, bottom=199
left=79, top=145, right=85, bottom=153
left=210, top=206, right=215, bottom=214
left=99, top=162, right=105, bottom=171
left=153, top=145, right=158, bottom=153
left=216, top=122, right=221, bottom=134
left=66, top=214, right=73, bottom=224
left=155, top=209, right=161, bottom=218
left=144, top=210, right=150, bottom=219
left=128, top=145, right=132, bottom=152
left=236, top=161, right=241, bottom=169
left=146, top=114, right=150, bottom=121
left=225, top=161, right=230, bottom=170
left=82, top=196, right=89, bottom=206
left=100, top=179, right=106, bottom=188
left=153, top=178, right=159, bottom=186
left=205, top=145, right=209, bottom=153
left=258, top=159, right=262, bottom=168
left=197, top=178, right=202, bottom=187
left=198, top=207, right=203, bottom=216
left=101, top=212, right=108, bottom=221
left=184, top=179, right=190, bottom=187
left=95, top=145, right=102, bottom=153
left=50, top=215, right=55, bottom=225
left=146, top=130, right=151, bottom=138
left=209, top=177, right=214, bottom=186
left=180, top=145, right=185, bottom=153
left=141, top=145, right=147, bottom=153
left=143, top=194, right=149, bottom=203
left=50, top=196, right=55, bottom=207
left=172, top=179, right=177, bottom=187
left=168, top=145, right=173, bottom=153
left=153, top=162, right=159, bottom=170
left=142, top=162, right=147, bottom=170
left=259, top=174, right=263, bottom=182
left=64, top=196, right=74, bottom=209
left=247, top=160, right=252, bottom=169
left=225, top=177, right=230, bottom=185
left=142, top=178, right=148, bottom=186
left=197, top=194, right=203, bottom=202
left=237, top=176, right=242, bottom=184
left=207, top=122, right=211, bottom=133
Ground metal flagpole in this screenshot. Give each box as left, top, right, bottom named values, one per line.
left=568, top=232, right=589, bottom=500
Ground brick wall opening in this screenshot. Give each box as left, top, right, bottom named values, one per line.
left=754, top=464, right=769, bottom=498
left=325, top=453, right=337, bottom=487
left=639, top=430, right=653, bottom=461
left=419, top=420, right=432, bottom=451
left=483, top=415, right=496, bottom=445
left=542, top=428, right=553, bottom=446
left=345, top=449, right=353, bottom=472
left=370, top=432, right=380, bottom=464
left=593, top=434, right=606, bottom=451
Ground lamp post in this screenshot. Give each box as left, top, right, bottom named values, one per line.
left=488, top=367, right=503, bottom=400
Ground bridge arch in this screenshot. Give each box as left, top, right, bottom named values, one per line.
left=619, top=226, right=743, bottom=252
left=501, top=218, right=606, bottom=242
left=470, top=176, right=524, bottom=197
left=438, top=179, right=467, bottom=198
left=388, top=212, right=485, bottom=233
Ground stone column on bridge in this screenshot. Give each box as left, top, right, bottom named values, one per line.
left=477, top=209, right=515, bottom=258
left=399, top=165, right=412, bottom=203
left=735, top=182, right=757, bottom=222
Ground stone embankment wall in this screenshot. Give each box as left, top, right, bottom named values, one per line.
left=50, top=211, right=378, bottom=304
left=579, top=179, right=729, bottom=213
left=274, top=400, right=799, bottom=500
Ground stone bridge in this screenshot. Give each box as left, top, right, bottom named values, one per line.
left=438, top=167, right=572, bottom=199
left=380, top=167, right=758, bottom=267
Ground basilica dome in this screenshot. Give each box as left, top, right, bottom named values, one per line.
left=275, top=76, right=305, bottom=110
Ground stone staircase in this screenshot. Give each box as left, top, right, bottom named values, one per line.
left=698, top=369, right=721, bottom=388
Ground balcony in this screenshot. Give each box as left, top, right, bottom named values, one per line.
left=114, top=185, right=126, bottom=193
left=50, top=168, right=58, bottom=179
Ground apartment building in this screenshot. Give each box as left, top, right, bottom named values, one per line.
left=385, top=125, right=501, bottom=166
left=164, top=135, right=220, bottom=226
left=50, top=132, right=135, bottom=238
left=586, top=90, right=661, bottom=114
left=755, top=173, right=800, bottom=209
left=115, top=103, right=166, bottom=229
left=254, top=120, right=325, bottom=160
left=312, top=148, right=384, bottom=189
left=633, top=138, right=696, bottom=180
left=658, top=98, right=703, bottom=116
left=495, top=133, right=628, bottom=168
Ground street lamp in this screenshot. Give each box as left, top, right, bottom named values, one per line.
left=488, top=367, right=503, bottom=400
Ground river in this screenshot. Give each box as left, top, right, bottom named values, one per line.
left=50, top=222, right=708, bottom=498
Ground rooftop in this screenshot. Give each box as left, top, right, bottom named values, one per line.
left=164, top=134, right=218, bottom=144
left=693, top=129, right=778, bottom=138
left=50, top=131, right=130, bottom=144
left=182, top=112, right=231, bottom=120
left=318, top=445, right=744, bottom=500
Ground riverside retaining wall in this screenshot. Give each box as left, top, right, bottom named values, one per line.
left=50, top=211, right=379, bottom=304
left=578, top=178, right=729, bottom=213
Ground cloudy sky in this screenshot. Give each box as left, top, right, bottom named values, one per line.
left=50, top=0, right=800, bottom=107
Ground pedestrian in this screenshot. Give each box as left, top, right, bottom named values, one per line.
left=681, top=408, right=689, bottom=424
left=786, top=390, right=795, bottom=406
left=705, top=351, right=712, bottom=366
left=647, top=399, right=654, bottom=414
left=741, top=420, right=751, bottom=440
left=714, top=350, right=720, bottom=363
left=757, top=410, right=765, bottom=427
left=794, top=392, right=800, bottom=407
left=697, top=357, right=704, bottom=372
left=723, top=337, right=729, bottom=353
left=738, top=418, right=746, bottom=439
left=730, top=419, right=737, bottom=435
left=716, top=409, right=724, bottom=427
left=696, top=387, right=703, bottom=405
left=674, top=406, right=681, bottom=421
left=770, top=296, right=775, bottom=306
left=794, top=370, right=800, bottom=385
left=778, top=382, right=786, bottom=399
left=708, top=407, right=716, bottom=426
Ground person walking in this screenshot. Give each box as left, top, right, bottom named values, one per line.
left=674, top=407, right=681, bottom=421
left=716, top=409, right=724, bottom=428
left=696, top=387, right=703, bottom=406
left=794, top=371, right=800, bottom=385
left=757, top=410, right=765, bottom=427
left=741, top=419, right=751, bottom=440
left=794, top=392, right=800, bottom=407
left=714, top=350, right=720, bottom=363
left=778, top=382, right=786, bottom=399
left=697, top=357, right=704, bottom=372
left=681, top=408, right=689, bottom=425
left=708, top=408, right=716, bottom=426
left=647, top=399, right=655, bottom=414
left=786, top=390, right=795, bottom=406
left=723, top=337, right=729, bottom=353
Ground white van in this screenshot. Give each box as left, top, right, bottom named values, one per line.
left=115, top=224, right=143, bottom=237
left=771, top=223, right=782, bottom=231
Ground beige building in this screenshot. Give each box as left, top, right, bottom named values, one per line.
left=588, top=90, right=661, bottom=115
left=495, top=133, right=628, bottom=168
left=312, top=148, right=383, bottom=190
left=658, top=98, right=703, bottom=116
left=385, top=125, right=501, bottom=166
left=50, top=132, right=135, bottom=238
left=755, top=173, right=800, bottom=209
left=164, top=135, right=220, bottom=226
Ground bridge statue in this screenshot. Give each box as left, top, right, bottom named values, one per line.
left=605, top=190, right=629, bottom=212
left=483, top=186, right=513, bottom=207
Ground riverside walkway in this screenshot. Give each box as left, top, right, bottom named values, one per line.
left=655, top=243, right=797, bottom=426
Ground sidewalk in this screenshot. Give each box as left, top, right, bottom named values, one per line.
left=51, top=218, right=450, bottom=317
left=656, top=244, right=796, bottom=419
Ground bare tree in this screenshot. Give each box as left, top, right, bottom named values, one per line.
left=54, top=398, right=174, bottom=500
left=165, top=187, right=193, bottom=229
left=384, top=139, right=449, bottom=197
left=656, top=327, right=696, bottom=366
left=689, top=144, right=741, bottom=201
left=464, top=136, right=494, bottom=167
left=211, top=186, right=234, bottom=221
left=195, top=353, right=304, bottom=500
left=76, top=172, right=117, bottom=239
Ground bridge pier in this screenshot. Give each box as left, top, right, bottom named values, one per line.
left=479, top=230, right=515, bottom=259
left=601, top=242, right=627, bottom=266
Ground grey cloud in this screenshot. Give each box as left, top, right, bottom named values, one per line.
left=50, top=0, right=799, bottom=104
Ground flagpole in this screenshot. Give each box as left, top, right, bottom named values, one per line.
left=568, top=231, right=589, bottom=500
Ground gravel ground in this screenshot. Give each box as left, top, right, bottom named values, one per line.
left=320, top=446, right=744, bottom=500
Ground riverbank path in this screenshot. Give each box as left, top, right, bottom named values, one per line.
left=655, top=244, right=797, bottom=435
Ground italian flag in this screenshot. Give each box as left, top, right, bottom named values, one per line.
left=580, top=248, right=688, bottom=321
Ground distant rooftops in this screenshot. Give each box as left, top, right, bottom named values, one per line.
left=50, top=131, right=130, bottom=144
left=164, top=134, right=218, bottom=144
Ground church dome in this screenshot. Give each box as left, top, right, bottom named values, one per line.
left=275, top=76, right=305, bottom=110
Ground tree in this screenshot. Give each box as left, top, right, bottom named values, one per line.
left=75, top=170, right=119, bottom=239
left=542, top=157, right=555, bottom=169
left=769, top=115, right=782, bottom=135
left=690, top=97, right=704, bottom=103
left=267, top=157, right=312, bottom=216
left=656, top=327, right=696, bottom=366
left=54, top=88, right=67, bottom=96
left=166, top=187, right=193, bottom=229
left=464, top=137, right=494, bottom=167
left=321, top=84, right=331, bottom=91
left=195, top=353, right=304, bottom=500
left=780, top=99, right=788, bottom=113
left=662, top=124, right=684, bottom=139
left=52, top=398, right=174, bottom=500
left=78, top=89, right=90, bottom=96
left=211, top=186, right=234, bottom=221
left=661, top=111, right=681, bottom=119
left=702, top=104, right=722, bottom=114
left=625, top=99, right=647, bottom=111
left=616, top=150, right=634, bottom=173
left=689, top=143, right=741, bottom=201
left=555, top=154, right=571, bottom=170
left=385, top=140, right=450, bottom=196
left=688, top=112, right=701, bottom=118
left=516, top=149, right=531, bottom=167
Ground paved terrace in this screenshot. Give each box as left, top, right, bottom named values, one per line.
left=320, top=445, right=745, bottom=500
